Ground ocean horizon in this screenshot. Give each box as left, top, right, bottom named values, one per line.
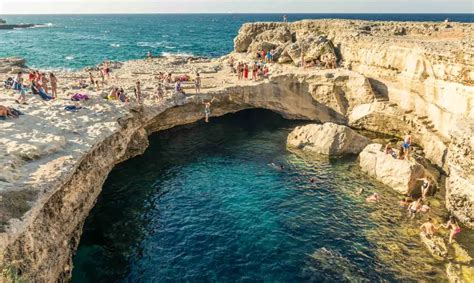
left=1, top=13, right=472, bottom=70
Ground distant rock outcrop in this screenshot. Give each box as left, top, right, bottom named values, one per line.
left=287, top=123, right=370, bottom=156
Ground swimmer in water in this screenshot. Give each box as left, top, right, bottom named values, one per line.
left=366, top=193, right=379, bottom=203
left=268, top=163, right=284, bottom=170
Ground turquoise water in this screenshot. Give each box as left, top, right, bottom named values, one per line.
left=72, top=110, right=460, bottom=282
left=1, top=14, right=473, bottom=70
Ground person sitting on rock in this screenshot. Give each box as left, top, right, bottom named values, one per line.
left=420, top=201, right=430, bottom=213
left=443, top=216, right=461, bottom=244
left=384, top=142, right=397, bottom=159
left=108, top=87, right=119, bottom=100
left=407, top=198, right=422, bottom=219
left=175, top=80, right=185, bottom=95
left=398, top=144, right=405, bottom=160
left=420, top=218, right=438, bottom=238
left=366, top=192, right=380, bottom=203
left=0, top=105, right=21, bottom=119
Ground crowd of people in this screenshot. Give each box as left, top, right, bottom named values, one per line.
left=368, top=131, right=463, bottom=245
left=228, top=54, right=271, bottom=82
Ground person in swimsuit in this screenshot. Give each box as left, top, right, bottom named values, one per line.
left=420, top=218, right=439, bottom=238
left=444, top=216, right=461, bottom=244
left=418, top=177, right=431, bottom=199
left=49, top=73, right=58, bottom=98
left=195, top=73, right=202, bottom=93
left=399, top=197, right=410, bottom=208
left=403, top=131, right=412, bottom=159
left=134, top=81, right=142, bottom=103
left=398, top=145, right=405, bottom=160
left=366, top=193, right=379, bottom=203
left=40, top=73, right=49, bottom=94
left=385, top=143, right=398, bottom=159
left=203, top=97, right=215, bottom=123
left=407, top=198, right=422, bottom=219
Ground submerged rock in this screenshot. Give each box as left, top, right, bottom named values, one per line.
left=359, top=144, right=425, bottom=194
left=419, top=232, right=448, bottom=260
left=287, top=123, right=371, bottom=156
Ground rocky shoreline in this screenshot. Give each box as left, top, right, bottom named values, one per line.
left=0, top=19, right=473, bottom=281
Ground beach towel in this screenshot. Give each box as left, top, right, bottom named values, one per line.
left=71, top=93, right=89, bottom=101
left=64, top=105, right=83, bottom=112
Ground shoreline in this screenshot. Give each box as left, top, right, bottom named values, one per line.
left=0, top=18, right=473, bottom=281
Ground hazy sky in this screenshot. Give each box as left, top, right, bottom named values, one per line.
left=1, top=0, right=473, bottom=14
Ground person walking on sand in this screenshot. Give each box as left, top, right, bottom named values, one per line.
left=49, top=73, right=58, bottom=98
left=195, top=73, right=202, bottom=93
left=203, top=97, right=216, bottom=123
left=443, top=216, right=461, bottom=244
left=134, top=81, right=142, bottom=103
left=420, top=218, right=439, bottom=238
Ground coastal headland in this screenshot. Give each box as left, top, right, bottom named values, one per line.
left=0, top=19, right=473, bottom=281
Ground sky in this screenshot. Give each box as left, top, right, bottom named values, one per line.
left=0, top=0, right=473, bottom=14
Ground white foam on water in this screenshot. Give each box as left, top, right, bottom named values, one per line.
left=137, top=41, right=165, bottom=48
left=31, top=23, right=54, bottom=28
left=161, top=52, right=194, bottom=57
left=110, top=43, right=121, bottom=48
left=65, top=56, right=75, bottom=61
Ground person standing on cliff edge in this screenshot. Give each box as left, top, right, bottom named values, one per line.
left=283, top=15, right=288, bottom=23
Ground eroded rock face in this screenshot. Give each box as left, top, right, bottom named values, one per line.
left=359, top=144, right=425, bottom=194
left=445, top=118, right=474, bottom=229
left=287, top=123, right=370, bottom=155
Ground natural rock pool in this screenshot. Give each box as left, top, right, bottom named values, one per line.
left=71, top=109, right=469, bottom=282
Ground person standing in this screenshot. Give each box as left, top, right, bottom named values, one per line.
left=243, top=64, right=249, bottom=80
left=134, top=81, right=142, bottom=103
left=420, top=218, right=438, bottom=238
left=195, top=73, right=202, bottom=93
left=283, top=14, right=288, bottom=23
left=41, top=73, right=50, bottom=94
left=49, top=73, right=58, bottom=98
left=443, top=216, right=461, bottom=244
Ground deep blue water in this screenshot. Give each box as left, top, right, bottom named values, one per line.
left=72, top=110, right=452, bottom=282
left=0, top=14, right=472, bottom=70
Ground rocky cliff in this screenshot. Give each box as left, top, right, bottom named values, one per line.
left=0, top=19, right=473, bottom=281
left=233, top=19, right=473, bottom=229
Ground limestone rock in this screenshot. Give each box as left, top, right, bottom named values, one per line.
left=285, top=35, right=336, bottom=66
left=419, top=232, right=448, bottom=261
left=359, top=144, right=425, bottom=194
left=287, top=123, right=371, bottom=156
left=446, top=118, right=474, bottom=229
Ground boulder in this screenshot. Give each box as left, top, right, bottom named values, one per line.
left=445, top=118, right=474, bottom=229
left=285, top=35, right=336, bottom=66
left=287, top=123, right=371, bottom=156
left=255, top=27, right=293, bottom=44
left=419, top=232, right=448, bottom=260
left=359, top=144, right=426, bottom=194
left=247, top=41, right=278, bottom=57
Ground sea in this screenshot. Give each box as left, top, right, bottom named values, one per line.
left=0, top=14, right=473, bottom=70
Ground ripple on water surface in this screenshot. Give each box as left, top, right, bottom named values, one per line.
left=72, top=110, right=468, bottom=282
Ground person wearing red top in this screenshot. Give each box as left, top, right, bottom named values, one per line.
left=243, top=64, right=249, bottom=79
